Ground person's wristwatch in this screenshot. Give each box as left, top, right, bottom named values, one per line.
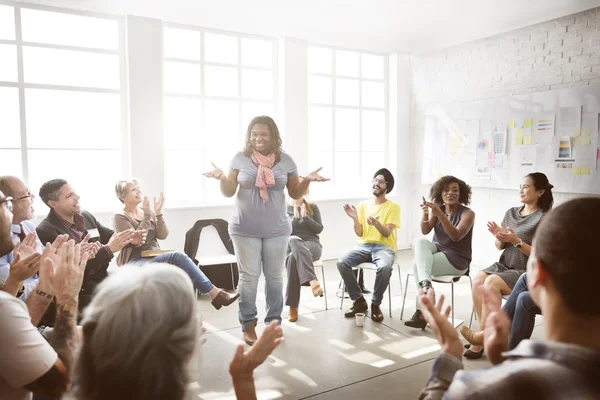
left=514, top=238, right=524, bottom=248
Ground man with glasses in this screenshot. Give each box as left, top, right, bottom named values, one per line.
left=337, top=168, right=400, bottom=322
left=0, top=176, right=43, bottom=300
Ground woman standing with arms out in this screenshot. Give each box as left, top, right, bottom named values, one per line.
left=460, top=172, right=553, bottom=359
left=286, top=186, right=324, bottom=322
left=404, top=175, right=475, bottom=329
left=203, top=116, right=328, bottom=345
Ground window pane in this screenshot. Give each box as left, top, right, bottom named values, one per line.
left=335, top=50, right=359, bottom=77
left=361, top=152, right=385, bottom=187
left=21, top=9, right=118, bottom=50
left=242, top=102, right=273, bottom=129
left=164, top=96, right=202, bottom=150
left=28, top=149, right=121, bottom=211
left=361, top=54, right=384, bottom=79
left=204, top=65, right=238, bottom=97
left=361, top=110, right=385, bottom=151
left=308, top=46, right=332, bottom=74
left=362, top=81, right=385, bottom=108
left=335, top=109, right=360, bottom=151
left=308, top=106, right=332, bottom=151
left=0, top=5, right=15, bottom=40
left=241, top=69, right=272, bottom=100
left=0, top=87, right=21, bottom=148
left=204, top=33, right=238, bottom=64
left=0, top=44, right=18, bottom=82
left=334, top=151, right=360, bottom=197
left=308, top=75, right=331, bottom=104
left=163, top=27, right=201, bottom=60
left=336, top=78, right=359, bottom=106
left=23, top=46, right=120, bottom=89
left=165, top=150, right=203, bottom=207
left=308, top=151, right=333, bottom=199
left=204, top=100, right=240, bottom=149
left=0, top=150, right=22, bottom=178
left=241, top=38, right=272, bottom=68
left=26, top=89, right=120, bottom=149
left=164, top=61, right=201, bottom=94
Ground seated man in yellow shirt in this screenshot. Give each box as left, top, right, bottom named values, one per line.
left=338, top=168, right=400, bottom=322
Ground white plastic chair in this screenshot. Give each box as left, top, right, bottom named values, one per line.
left=195, top=225, right=237, bottom=295
left=401, top=271, right=473, bottom=328
left=312, top=259, right=328, bottom=310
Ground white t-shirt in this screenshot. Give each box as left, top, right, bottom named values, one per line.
left=0, top=291, right=57, bottom=400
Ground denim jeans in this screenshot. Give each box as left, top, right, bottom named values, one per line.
left=130, top=251, right=214, bottom=294
left=231, top=234, right=289, bottom=331
left=502, top=273, right=541, bottom=350
left=337, top=243, right=395, bottom=306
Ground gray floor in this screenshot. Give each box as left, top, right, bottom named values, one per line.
left=186, top=250, right=544, bottom=400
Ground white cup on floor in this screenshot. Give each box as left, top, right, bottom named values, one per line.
left=355, top=313, right=366, bottom=327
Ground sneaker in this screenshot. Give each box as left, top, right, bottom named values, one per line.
left=344, top=297, right=368, bottom=318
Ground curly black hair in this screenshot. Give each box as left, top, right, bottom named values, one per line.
left=429, top=175, right=472, bottom=207
left=243, top=116, right=283, bottom=163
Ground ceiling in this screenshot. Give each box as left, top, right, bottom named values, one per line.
left=16, top=0, right=600, bottom=53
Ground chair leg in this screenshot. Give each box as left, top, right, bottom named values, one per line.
left=396, top=263, right=403, bottom=297
left=340, top=282, right=345, bottom=309
left=388, top=282, right=392, bottom=317
left=230, top=263, right=236, bottom=291
left=320, top=265, right=328, bottom=310
left=451, top=281, right=455, bottom=327
left=400, top=273, right=411, bottom=320
left=468, top=275, right=474, bottom=329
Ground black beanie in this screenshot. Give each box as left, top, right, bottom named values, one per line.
left=374, top=168, right=394, bottom=193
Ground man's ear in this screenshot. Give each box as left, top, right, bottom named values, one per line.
left=528, top=256, right=551, bottom=290
left=47, top=200, right=57, bottom=210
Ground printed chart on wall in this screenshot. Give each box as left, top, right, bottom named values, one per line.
left=421, top=84, right=600, bottom=194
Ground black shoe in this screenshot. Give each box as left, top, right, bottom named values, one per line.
left=359, top=284, right=372, bottom=294
left=371, top=304, right=384, bottom=322
left=404, top=310, right=427, bottom=329
left=344, top=297, right=368, bottom=318
left=463, top=348, right=484, bottom=359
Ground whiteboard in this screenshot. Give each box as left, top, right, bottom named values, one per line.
left=421, top=84, right=600, bottom=194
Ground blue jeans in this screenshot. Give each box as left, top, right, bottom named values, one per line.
left=337, top=243, right=395, bottom=306
left=502, top=273, right=541, bottom=350
left=131, top=251, right=215, bottom=294
left=231, top=235, right=289, bottom=331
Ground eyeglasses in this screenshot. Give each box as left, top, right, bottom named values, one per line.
left=373, top=178, right=387, bottom=185
left=0, top=197, right=13, bottom=212
left=14, top=190, right=34, bottom=201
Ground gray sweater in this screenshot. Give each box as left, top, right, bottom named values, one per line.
left=286, top=203, right=323, bottom=244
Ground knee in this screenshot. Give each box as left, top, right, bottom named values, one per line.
left=414, top=238, right=431, bottom=251
left=337, top=259, right=349, bottom=272
left=288, top=236, right=303, bottom=248
left=516, top=292, right=535, bottom=312
left=483, top=275, right=504, bottom=292
left=377, top=264, right=392, bottom=277
left=473, top=271, right=488, bottom=286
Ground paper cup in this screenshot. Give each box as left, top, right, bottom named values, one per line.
left=355, top=313, right=366, bottom=327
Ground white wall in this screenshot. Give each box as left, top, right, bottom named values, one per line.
left=409, top=7, right=600, bottom=268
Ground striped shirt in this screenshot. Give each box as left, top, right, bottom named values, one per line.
left=420, top=340, right=600, bottom=399
left=499, top=206, right=543, bottom=271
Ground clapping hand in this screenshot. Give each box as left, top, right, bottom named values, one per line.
left=480, top=285, right=510, bottom=365
left=9, top=242, right=42, bottom=282
left=229, top=321, right=282, bottom=380
left=422, top=199, right=445, bottom=218
left=293, top=206, right=300, bottom=219
left=343, top=204, right=358, bottom=219
left=367, top=216, right=380, bottom=226
left=300, top=203, right=307, bottom=218
left=154, top=193, right=165, bottom=215
left=495, top=223, right=519, bottom=245
left=418, top=289, right=463, bottom=360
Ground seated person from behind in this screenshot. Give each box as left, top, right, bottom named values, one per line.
left=337, top=168, right=400, bottom=323
left=286, top=185, right=324, bottom=322
left=404, top=175, right=475, bottom=329
left=112, top=179, right=239, bottom=309
left=36, top=179, right=135, bottom=313
left=418, top=197, right=600, bottom=399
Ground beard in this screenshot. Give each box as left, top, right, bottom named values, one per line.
left=372, top=188, right=385, bottom=197
left=0, top=235, right=14, bottom=258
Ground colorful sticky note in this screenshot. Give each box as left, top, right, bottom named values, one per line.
left=581, top=167, right=591, bottom=175
left=582, top=137, right=591, bottom=145
left=515, top=137, right=523, bottom=145
left=524, top=118, right=533, bottom=128
left=508, top=120, right=516, bottom=129
left=582, top=129, right=591, bottom=137
left=572, top=131, right=581, bottom=138
left=573, top=167, right=582, bottom=175
left=524, top=136, right=533, bottom=145
left=573, top=137, right=581, bottom=146
left=516, top=128, right=524, bottom=138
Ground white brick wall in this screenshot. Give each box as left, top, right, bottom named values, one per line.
left=409, top=7, right=600, bottom=268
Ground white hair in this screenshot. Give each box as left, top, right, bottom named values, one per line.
left=75, top=263, right=198, bottom=400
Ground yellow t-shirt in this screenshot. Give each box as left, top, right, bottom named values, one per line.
left=357, top=199, right=401, bottom=250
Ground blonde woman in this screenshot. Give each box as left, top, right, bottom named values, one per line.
left=285, top=186, right=324, bottom=322
left=113, top=179, right=239, bottom=310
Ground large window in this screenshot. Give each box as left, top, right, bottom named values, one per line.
left=307, top=46, right=388, bottom=199
left=0, top=4, right=126, bottom=211
left=163, top=25, right=277, bottom=206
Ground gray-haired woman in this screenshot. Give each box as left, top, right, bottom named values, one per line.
left=75, top=263, right=282, bottom=400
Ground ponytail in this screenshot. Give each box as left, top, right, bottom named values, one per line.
left=526, top=172, right=554, bottom=212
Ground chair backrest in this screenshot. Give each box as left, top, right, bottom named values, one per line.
left=197, top=225, right=231, bottom=257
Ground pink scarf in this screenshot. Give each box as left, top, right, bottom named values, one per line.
left=251, top=151, right=276, bottom=203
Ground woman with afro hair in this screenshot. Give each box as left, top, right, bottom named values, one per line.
left=405, top=175, right=475, bottom=330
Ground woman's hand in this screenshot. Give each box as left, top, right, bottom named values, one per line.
left=495, top=226, right=520, bottom=246
left=487, top=221, right=503, bottom=236
left=203, top=162, right=226, bottom=181
left=423, top=200, right=445, bottom=218
left=142, top=196, right=154, bottom=217
left=304, top=167, right=330, bottom=182
left=293, top=206, right=300, bottom=219
left=154, top=193, right=165, bottom=215
left=300, top=203, right=307, bottom=218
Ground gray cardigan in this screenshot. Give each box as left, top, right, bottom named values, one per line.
left=286, top=203, right=323, bottom=244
